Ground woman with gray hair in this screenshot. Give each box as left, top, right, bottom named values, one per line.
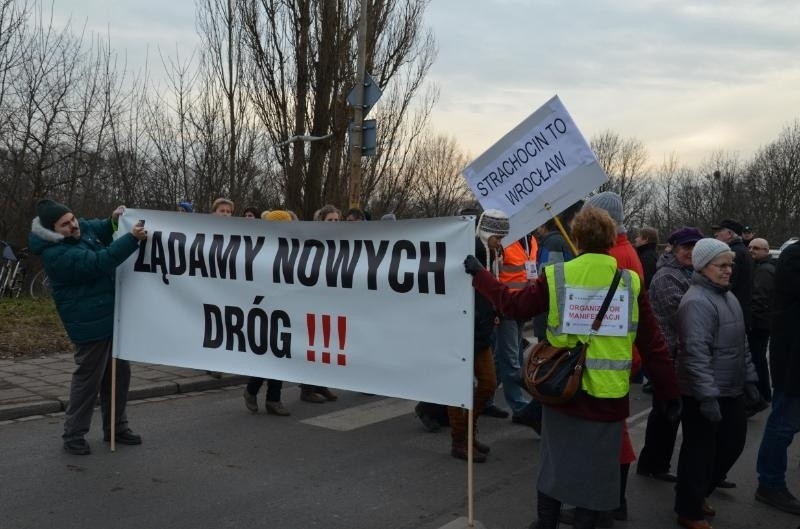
left=674, top=238, right=761, bottom=529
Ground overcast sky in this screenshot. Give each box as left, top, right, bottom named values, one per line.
left=51, top=0, right=800, bottom=167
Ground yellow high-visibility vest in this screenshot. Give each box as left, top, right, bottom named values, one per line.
left=544, top=253, right=639, bottom=398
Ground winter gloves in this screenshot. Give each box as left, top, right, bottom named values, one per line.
left=699, top=398, right=722, bottom=422
left=463, top=255, right=484, bottom=276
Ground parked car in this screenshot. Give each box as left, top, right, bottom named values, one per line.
left=770, top=237, right=799, bottom=258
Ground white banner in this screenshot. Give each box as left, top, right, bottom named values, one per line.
left=113, top=210, right=475, bottom=407
left=462, top=95, right=608, bottom=245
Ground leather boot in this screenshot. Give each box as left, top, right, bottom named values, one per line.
left=474, top=439, right=491, bottom=454
left=534, top=491, right=562, bottom=529
left=451, top=441, right=486, bottom=463
left=300, top=387, right=325, bottom=403
left=473, top=422, right=490, bottom=454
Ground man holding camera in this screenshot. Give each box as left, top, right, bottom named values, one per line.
left=29, top=199, right=147, bottom=455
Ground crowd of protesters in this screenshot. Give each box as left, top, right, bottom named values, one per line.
left=27, top=193, right=800, bottom=529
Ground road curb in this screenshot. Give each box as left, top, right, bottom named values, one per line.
left=0, top=376, right=247, bottom=422
left=176, top=375, right=247, bottom=394
left=0, top=399, right=63, bottom=421
left=129, top=382, right=180, bottom=400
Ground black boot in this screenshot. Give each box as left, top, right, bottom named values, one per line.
left=533, top=490, right=562, bottom=529
left=573, top=507, right=599, bottom=529
left=616, top=463, right=629, bottom=520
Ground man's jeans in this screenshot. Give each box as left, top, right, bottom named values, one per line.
left=757, top=390, right=800, bottom=489
left=492, top=318, right=531, bottom=415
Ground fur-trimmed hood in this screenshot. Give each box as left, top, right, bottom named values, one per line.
left=28, top=217, right=65, bottom=254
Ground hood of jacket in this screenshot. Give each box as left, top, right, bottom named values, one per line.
left=28, top=217, right=66, bottom=255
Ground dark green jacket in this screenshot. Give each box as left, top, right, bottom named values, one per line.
left=28, top=216, right=139, bottom=344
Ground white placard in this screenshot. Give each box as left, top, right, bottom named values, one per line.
left=462, top=95, right=608, bottom=245
left=562, top=286, right=630, bottom=337
left=113, top=210, right=475, bottom=407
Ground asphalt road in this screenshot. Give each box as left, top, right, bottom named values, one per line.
left=1, top=384, right=797, bottom=529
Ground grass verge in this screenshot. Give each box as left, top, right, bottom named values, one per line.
left=0, top=297, right=71, bottom=359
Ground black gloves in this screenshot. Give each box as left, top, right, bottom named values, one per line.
left=744, top=383, right=762, bottom=406
left=743, top=382, right=769, bottom=416
left=659, top=398, right=683, bottom=423
left=463, top=255, right=484, bottom=276
left=699, top=398, right=722, bottom=422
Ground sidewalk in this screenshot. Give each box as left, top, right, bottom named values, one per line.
left=0, top=353, right=247, bottom=421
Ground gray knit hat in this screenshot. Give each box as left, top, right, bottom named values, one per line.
left=585, top=191, right=625, bottom=233
left=692, top=238, right=732, bottom=271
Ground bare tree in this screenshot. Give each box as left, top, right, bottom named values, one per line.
left=0, top=0, right=29, bottom=134
left=3, top=4, right=83, bottom=216
left=141, top=47, right=202, bottom=209
left=196, top=0, right=245, bottom=201
left=591, top=130, right=652, bottom=226
left=0, top=0, right=31, bottom=240
left=743, top=121, right=800, bottom=242
left=240, top=0, right=436, bottom=219
left=643, top=152, right=696, bottom=236
left=404, top=133, right=471, bottom=218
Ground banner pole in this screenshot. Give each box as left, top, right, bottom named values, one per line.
left=110, top=355, right=116, bottom=452
left=468, top=407, right=474, bottom=525
left=545, top=203, right=579, bottom=256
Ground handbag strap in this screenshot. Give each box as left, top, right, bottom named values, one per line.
left=589, top=269, right=623, bottom=335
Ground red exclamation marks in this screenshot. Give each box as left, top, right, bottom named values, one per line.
left=321, top=314, right=331, bottom=364
left=307, top=313, right=347, bottom=365
left=306, top=313, right=315, bottom=362
left=337, top=316, right=347, bottom=366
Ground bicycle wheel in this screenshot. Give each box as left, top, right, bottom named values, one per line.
left=29, top=269, right=51, bottom=299
left=9, top=263, right=23, bottom=298
left=0, top=263, right=9, bottom=297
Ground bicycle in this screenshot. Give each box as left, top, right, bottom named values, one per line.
left=0, top=242, right=27, bottom=298
left=28, top=268, right=51, bottom=299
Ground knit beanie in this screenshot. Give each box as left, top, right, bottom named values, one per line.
left=584, top=191, right=625, bottom=233
left=177, top=201, right=193, bottom=213
left=261, top=210, right=293, bottom=222
left=692, top=238, right=732, bottom=271
left=36, top=199, right=72, bottom=230
left=667, top=226, right=703, bottom=247
left=476, top=209, right=510, bottom=245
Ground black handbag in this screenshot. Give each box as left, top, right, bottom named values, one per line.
left=523, top=269, right=623, bottom=405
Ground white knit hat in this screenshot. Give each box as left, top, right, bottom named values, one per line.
left=692, top=238, right=732, bottom=271
left=585, top=191, right=625, bottom=233
left=476, top=209, right=509, bottom=244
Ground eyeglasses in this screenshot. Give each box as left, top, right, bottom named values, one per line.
left=749, top=246, right=768, bottom=251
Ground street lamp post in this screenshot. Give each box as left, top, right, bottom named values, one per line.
left=274, top=133, right=334, bottom=149
left=348, top=0, right=369, bottom=209
left=272, top=133, right=334, bottom=217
